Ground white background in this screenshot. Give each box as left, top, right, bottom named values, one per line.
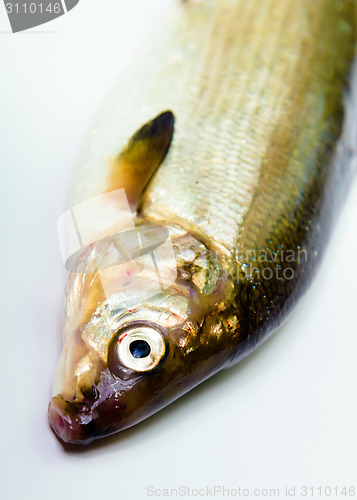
left=0, top=1, right=356, bottom=499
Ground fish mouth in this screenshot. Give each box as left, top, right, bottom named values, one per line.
left=48, top=394, right=127, bottom=445
left=49, top=396, right=96, bottom=445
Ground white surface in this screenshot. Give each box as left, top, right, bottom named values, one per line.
left=0, top=1, right=356, bottom=499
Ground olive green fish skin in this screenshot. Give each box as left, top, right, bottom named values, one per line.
left=49, top=0, right=356, bottom=445
left=140, top=0, right=357, bottom=361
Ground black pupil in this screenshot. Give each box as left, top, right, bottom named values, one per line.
left=130, top=340, right=151, bottom=359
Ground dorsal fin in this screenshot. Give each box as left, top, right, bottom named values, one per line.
left=107, top=111, right=175, bottom=211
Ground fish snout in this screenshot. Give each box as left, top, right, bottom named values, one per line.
left=48, top=393, right=127, bottom=445
left=48, top=396, right=94, bottom=445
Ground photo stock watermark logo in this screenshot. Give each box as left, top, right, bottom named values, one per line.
left=57, top=189, right=310, bottom=309
left=57, top=188, right=177, bottom=309
left=235, top=247, right=308, bottom=283
left=3, top=0, right=79, bottom=32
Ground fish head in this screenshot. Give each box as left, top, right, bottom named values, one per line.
left=49, top=228, right=237, bottom=444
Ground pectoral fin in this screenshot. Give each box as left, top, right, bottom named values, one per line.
left=108, top=110, right=175, bottom=210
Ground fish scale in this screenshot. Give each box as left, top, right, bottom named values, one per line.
left=140, top=0, right=320, bottom=252
left=49, top=0, right=357, bottom=444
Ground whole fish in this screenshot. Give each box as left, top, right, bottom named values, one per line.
left=49, top=0, right=357, bottom=444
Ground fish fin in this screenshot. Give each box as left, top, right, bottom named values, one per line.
left=108, top=111, right=175, bottom=211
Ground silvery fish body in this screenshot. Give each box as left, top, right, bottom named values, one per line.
left=49, top=0, right=357, bottom=444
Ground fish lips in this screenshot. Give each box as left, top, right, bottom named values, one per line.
left=48, top=393, right=127, bottom=445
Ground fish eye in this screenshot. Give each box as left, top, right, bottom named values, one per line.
left=130, top=339, right=151, bottom=359
left=116, top=326, right=166, bottom=372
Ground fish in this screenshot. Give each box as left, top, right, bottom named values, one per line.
left=49, top=0, right=357, bottom=445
